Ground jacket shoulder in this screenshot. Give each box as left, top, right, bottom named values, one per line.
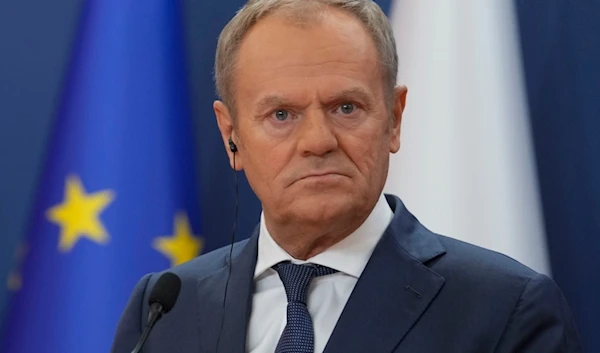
left=434, top=234, right=540, bottom=285
left=437, top=234, right=540, bottom=276
left=173, top=239, right=248, bottom=279
left=143, top=239, right=250, bottom=290
left=430, top=235, right=582, bottom=352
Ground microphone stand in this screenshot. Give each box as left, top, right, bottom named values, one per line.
left=131, top=303, right=164, bottom=353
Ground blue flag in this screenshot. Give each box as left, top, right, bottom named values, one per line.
left=0, top=0, right=201, bottom=352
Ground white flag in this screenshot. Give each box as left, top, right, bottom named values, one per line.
left=385, top=0, right=550, bottom=274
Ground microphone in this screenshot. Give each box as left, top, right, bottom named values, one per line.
left=131, top=272, right=182, bottom=353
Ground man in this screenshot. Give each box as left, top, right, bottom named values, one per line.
left=112, top=0, right=582, bottom=352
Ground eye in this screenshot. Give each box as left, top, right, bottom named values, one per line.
left=337, top=103, right=355, bottom=115
left=273, top=109, right=289, bottom=121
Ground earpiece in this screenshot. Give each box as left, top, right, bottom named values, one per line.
left=228, top=137, right=238, bottom=153
left=217, top=136, right=239, bottom=351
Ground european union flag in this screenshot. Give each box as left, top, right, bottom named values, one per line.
left=0, top=1, right=201, bottom=352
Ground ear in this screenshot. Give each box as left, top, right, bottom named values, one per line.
left=389, top=85, right=408, bottom=154
left=214, top=100, right=244, bottom=171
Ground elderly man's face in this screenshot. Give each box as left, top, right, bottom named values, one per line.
left=215, top=8, right=406, bottom=229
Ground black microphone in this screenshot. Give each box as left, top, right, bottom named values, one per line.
left=131, top=272, right=182, bottom=353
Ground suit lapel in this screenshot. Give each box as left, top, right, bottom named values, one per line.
left=323, top=195, right=447, bottom=353
left=195, top=228, right=259, bottom=353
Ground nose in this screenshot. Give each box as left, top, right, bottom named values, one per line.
left=297, top=108, right=338, bottom=157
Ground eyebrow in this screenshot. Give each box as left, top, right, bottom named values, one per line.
left=255, top=95, right=294, bottom=114
left=254, top=87, right=373, bottom=114
left=323, top=87, right=373, bottom=105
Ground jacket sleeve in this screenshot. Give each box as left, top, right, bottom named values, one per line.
left=494, top=273, right=583, bottom=353
left=110, top=274, right=153, bottom=353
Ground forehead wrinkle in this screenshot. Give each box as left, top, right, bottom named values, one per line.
left=265, top=60, right=376, bottom=80
left=249, top=59, right=377, bottom=90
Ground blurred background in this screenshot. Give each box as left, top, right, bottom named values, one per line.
left=0, top=0, right=598, bottom=352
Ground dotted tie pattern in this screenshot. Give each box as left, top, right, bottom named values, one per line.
left=273, top=262, right=338, bottom=353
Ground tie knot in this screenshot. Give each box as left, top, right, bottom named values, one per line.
left=273, top=262, right=337, bottom=304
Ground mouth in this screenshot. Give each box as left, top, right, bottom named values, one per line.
left=296, top=172, right=347, bottom=183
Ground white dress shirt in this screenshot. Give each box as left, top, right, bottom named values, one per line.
left=246, top=194, right=394, bottom=353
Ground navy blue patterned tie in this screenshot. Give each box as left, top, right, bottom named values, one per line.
left=273, top=262, right=337, bottom=353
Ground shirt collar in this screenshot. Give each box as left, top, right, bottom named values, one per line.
left=254, top=193, right=393, bottom=279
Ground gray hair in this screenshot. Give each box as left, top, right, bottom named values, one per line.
left=214, top=0, right=398, bottom=113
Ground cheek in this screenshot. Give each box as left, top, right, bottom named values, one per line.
left=239, top=136, right=291, bottom=191
left=342, top=126, right=390, bottom=181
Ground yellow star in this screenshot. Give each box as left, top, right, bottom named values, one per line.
left=153, top=212, right=203, bottom=266
left=46, top=175, right=115, bottom=252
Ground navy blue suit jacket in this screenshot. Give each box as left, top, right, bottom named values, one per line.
left=111, top=195, right=582, bottom=352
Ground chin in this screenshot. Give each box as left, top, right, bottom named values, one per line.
left=283, top=192, right=356, bottom=226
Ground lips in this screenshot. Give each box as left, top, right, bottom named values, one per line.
left=285, top=168, right=350, bottom=187
left=298, top=171, right=346, bottom=181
